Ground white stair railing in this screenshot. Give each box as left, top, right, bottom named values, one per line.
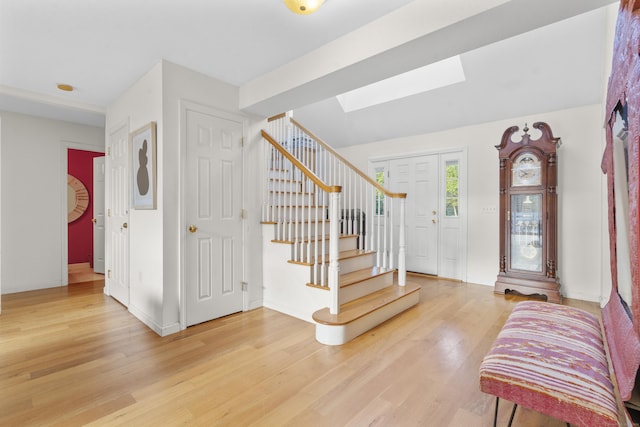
left=262, top=114, right=407, bottom=314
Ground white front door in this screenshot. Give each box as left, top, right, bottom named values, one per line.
left=185, top=107, right=244, bottom=327
left=93, top=156, right=106, bottom=274
left=107, top=123, right=130, bottom=306
left=389, top=156, right=439, bottom=275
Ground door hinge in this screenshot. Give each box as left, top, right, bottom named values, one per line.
left=107, top=269, right=111, bottom=279
left=241, top=208, right=247, bottom=219
left=107, top=147, right=111, bottom=156
left=242, top=281, right=248, bottom=291
left=107, top=208, right=111, bottom=217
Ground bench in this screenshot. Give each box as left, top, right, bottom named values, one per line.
left=479, top=290, right=640, bottom=426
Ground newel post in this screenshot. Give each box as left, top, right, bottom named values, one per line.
left=398, top=197, right=407, bottom=286
left=329, top=190, right=341, bottom=314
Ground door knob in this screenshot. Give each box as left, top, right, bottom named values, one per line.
left=432, top=219, right=437, bottom=224
left=189, top=225, right=198, bottom=233
left=432, top=210, right=437, bottom=215
left=91, top=218, right=97, bottom=223
left=122, top=222, right=128, bottom=228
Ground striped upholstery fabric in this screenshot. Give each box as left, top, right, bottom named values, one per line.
left=480, top=301, right=618, bottom=427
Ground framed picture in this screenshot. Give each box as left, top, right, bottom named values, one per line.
left=130, top=122, right=157, bottom=209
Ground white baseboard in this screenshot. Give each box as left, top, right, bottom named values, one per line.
left=128, top=303, right=163, bottom=336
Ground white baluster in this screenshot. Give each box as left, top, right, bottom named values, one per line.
left=329, top=191, right=341, bottom=314
left=398, top=197, right=407, bottom=286
left=383, top=194, right=388, bottom=271
left=389, top=198, right=394, bottom=271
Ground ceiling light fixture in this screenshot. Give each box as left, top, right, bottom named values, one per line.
left=57, top=83, right=74, bottom=92
left=284, top=0, right=324, bottom=15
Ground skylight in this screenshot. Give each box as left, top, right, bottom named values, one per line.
left=336, top=55, right=466, bottom=112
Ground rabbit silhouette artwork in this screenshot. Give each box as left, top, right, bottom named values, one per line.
left=137, top=139, right=150, bottom=196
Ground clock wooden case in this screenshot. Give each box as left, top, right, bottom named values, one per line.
left=495, top=122, right=561, bottom=303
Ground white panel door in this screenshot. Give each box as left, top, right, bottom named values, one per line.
left=389, top=155, right=439, bottom=275
left=107, top=124, right=130, bottom=306
left=186, top=108, right=243, bottom=327
left=93, top=156, right=106, bottom=274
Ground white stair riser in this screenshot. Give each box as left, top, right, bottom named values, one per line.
left=269, top=180, right=302, bottom=192
left=268, top=171, right=315, bottom=189
left=315, top=291, right=420, bottom=345
left=339, top=273, right=394, bottom=305
left=337, top=252, right=376, bottom=275
left=272, top=222, right=333, bottom=240
left=300, top=254, right=376, bottom=287
left=266, top=206, right=327, bottom=221
left=269, top=193, right=315, bottom=205
left=269, top=170, right=286, bottom=180
left=296, top=237, right=357, bottom=259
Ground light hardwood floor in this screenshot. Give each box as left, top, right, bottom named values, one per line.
left=0, top=276, right=599, bottom=426
left=68, top=262, right=104, bottom=284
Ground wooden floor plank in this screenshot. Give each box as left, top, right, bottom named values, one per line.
left=0, top=277, right=599, bottom=426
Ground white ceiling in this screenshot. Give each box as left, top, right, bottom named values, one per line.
left=0, top=0, right=618, bottom=146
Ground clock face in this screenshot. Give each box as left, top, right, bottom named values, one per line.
left=512, top=153, right=541, bottom=186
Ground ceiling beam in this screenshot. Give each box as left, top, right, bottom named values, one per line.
left=239, top=0, right=617, bottom=117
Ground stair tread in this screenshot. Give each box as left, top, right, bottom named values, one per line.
left=312, top=282, right=421, bottom=326
left=271, top=205, right=327, bottom=208
left=270, top=190, right=314, bottom=195
left=339, top=267, right=393, bottom=287
left=288, top=249, right=374, bottom=266
left=272, top=234, right=358, bottom=244
left=304, top=267, right=393, bottom=290
left=269, top=178, right=300, bottom=182
left=274, top=219, right=331, bottom=223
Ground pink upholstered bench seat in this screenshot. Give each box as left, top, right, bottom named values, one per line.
left=479, top=301, right=618, bottom=427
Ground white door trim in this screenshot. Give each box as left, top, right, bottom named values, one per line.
left=178, top=100, right=248, bottom=331
left=59, top=140, right=105, bottom=286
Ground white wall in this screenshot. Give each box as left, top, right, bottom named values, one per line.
left=338, top=104, right=605, bottom=302
left=106, top=62, right=164, bottom=332
left=0, top=111, right=104, bottom=294
left=106, top=60, right=264, bottom=335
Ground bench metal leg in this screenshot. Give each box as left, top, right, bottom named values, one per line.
left=493, top=397, right=518, bottom=427
left=507, top=402, right=518, bottom=427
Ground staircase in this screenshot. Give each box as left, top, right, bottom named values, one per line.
left=261, top=113, right=420, bottom=345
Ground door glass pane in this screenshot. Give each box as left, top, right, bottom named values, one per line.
left=375, top=168, right=385, bottom=215
left=445, top=160, right=459, bottom=217
left=510, top=194, right=542, bottom=272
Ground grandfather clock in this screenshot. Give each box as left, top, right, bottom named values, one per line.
left=495, top=122, right=561, bottom=303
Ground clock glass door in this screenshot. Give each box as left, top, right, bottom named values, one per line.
left=510, top=193, right=542, bottom=272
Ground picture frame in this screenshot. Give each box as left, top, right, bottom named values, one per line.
left=130, top=122, right=157, bottom=209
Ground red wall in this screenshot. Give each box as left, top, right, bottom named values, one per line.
left=68, top=149, right=104, bottom=265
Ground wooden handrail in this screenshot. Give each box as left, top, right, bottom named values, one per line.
left=290, top=117, right=407, bottom=199
left=261, top=129, right=342, bottom=194
left=267, top=112, right=287, bottom=122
